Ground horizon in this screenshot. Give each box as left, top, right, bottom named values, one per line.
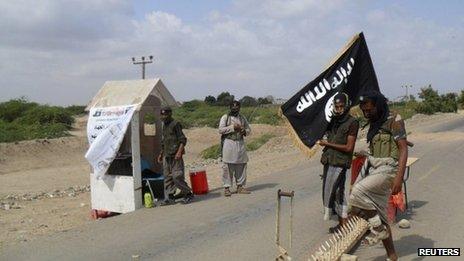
left=1, top=0, right=463, bottom=106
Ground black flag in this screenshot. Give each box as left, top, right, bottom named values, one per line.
left=281, top=32, right=379, bottom=149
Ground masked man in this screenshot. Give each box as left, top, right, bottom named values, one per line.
left=219, top=100, right=251, bottom=197
left=349, top=91, right=408, bottom=261
left=157, top=106, right=193, bottom=205
left=318, top=92, right=359, bottom=232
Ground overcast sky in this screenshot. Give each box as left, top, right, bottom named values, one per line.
left=0, top=0, right=463, bottom=105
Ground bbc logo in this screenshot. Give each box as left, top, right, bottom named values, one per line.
left=418, top=248, right=460, bottom=256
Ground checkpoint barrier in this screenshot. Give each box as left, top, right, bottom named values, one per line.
left=308, top=216, right=369, bottom=261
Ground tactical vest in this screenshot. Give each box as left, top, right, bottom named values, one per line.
left=162, top=120, right=182, bottom=156
left=369, top=115, right=399, bottom=160
left=223, top=114, right=245, bottom=141
left=320, top=115, right=357, bottom=168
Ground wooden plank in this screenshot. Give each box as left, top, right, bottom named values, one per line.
left=90, top=174, right=136, bottom=213
left=131, top=111, right=143, bottom=210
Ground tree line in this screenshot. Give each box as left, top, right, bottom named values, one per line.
left=204, top=92, right=274, bottom=107
left=412, top=85, right=463, bottom=114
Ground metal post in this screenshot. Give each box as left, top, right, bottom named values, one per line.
left=142, top=63, right=145, bottom=79
left=132, top=56, right=154, bottom=79
left=275, top=189, right=294, bottom=260
left=276, top=189, right=281, bottom=245
left=289, top=195, right=293, bottom=249
left=403, top=166, right=410, bottom=210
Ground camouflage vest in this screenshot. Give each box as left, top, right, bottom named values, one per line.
left=320, top=114, right=357, bottom=169
left=162, top=120, right=181, bottom=156
left=369, top=114, right=399, bottom=160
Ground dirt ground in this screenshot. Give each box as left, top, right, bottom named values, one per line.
left=1, top=111, right=463, bottom=246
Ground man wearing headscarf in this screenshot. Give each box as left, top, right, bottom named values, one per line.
left=349, top=90, right=408, bottom=261
left=157, top=106, right=193, bottom=205
left=318, top=92, right=359, bottom=232
left=219, top=100, right=252, bottom=197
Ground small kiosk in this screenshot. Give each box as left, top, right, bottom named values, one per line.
left=85, top=79, right=177, bottom=213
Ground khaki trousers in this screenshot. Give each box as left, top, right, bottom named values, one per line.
left=163, top=157, right=192, bottom=197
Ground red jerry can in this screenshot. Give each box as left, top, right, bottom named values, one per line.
left=189, top=170, right=209, bottom=195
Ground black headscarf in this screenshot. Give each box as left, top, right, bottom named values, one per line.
left=359, top=90, right=389, bottom=142
left=330, top=92, right=351, bottom=129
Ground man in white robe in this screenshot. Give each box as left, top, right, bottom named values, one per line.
left=218, top=100, right=251, bottom=197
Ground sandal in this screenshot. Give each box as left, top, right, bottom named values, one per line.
left=329, top=224, right=342, bottom=234
left=361, top=225, right=389, bottom=246
left=361, top=233, right=377, bottom=246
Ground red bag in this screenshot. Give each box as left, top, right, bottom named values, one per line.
left=387, top=191, right=406, bottom=223
left=392, top=191, right=406, bottom=212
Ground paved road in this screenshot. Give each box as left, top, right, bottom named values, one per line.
left=2, top=116, right=464, bottom=261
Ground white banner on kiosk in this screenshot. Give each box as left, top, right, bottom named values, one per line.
left=85, top=105, right=136, bottom=178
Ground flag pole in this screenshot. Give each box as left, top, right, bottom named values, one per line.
left=323, top=33, right=361, bottom=71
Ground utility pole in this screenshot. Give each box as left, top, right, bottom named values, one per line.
left=132, top=56, right=154, bottom=79
left=402, top=84, right=412, bottom=101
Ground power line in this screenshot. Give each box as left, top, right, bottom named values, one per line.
left=132, top=56, right=154, bottom=79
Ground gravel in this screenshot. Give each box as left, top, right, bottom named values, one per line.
left=1, top=185, right=90, bottom=205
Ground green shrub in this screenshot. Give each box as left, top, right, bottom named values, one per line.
left=181, top=100, right=203, bottom=112
left=0, top=121, right=70, bottom=142
left=200, top=133, right=276, bottom=159
left=204, top=95, right=216, bottom=105
left=173, top=103, right=227, bottom=128
left=440, top=93, right=458, bottom=113
left=415, top=86, right=458, bottom=114
left=414, top=103, right=434, bottom=115
left=246, top=134, right=276, bottom=151
left=390, top=101, right=418, bottom=119
left=0, top=98, right=75, bottom=127
left=0, top=98, right=76, bottom=142
left=16, top=106, right=74, bottom=126
left=243, top=106, right=282, bottom=125
left=173, top=103, right=281, bottom=128
left=240, top=96, right=258, bottom=107
left=458, top=90, right=464, bottom=108
left=200, top=144, right=221, bottom=160
left=65, top=105, right=87, bottom=115
left=144, top=112, right=156, bottom=124
left=34, top=123, right=71, bottom=139
left=216, top=92, right=234, bottom=106
left=257, top=97, right=272, bottom=105
left=0, top=98, right=38, bottom=122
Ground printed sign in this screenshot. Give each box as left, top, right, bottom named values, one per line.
left=85, top=105, right=136, bottom=178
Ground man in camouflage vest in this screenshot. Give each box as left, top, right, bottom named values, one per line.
left=318, top=92, right=359, bottom=232
left=349, top=91, right=408, bottom=261
left=219, top=100, right=251, bottom=197
left=157, top=106, right=193, bottom=205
